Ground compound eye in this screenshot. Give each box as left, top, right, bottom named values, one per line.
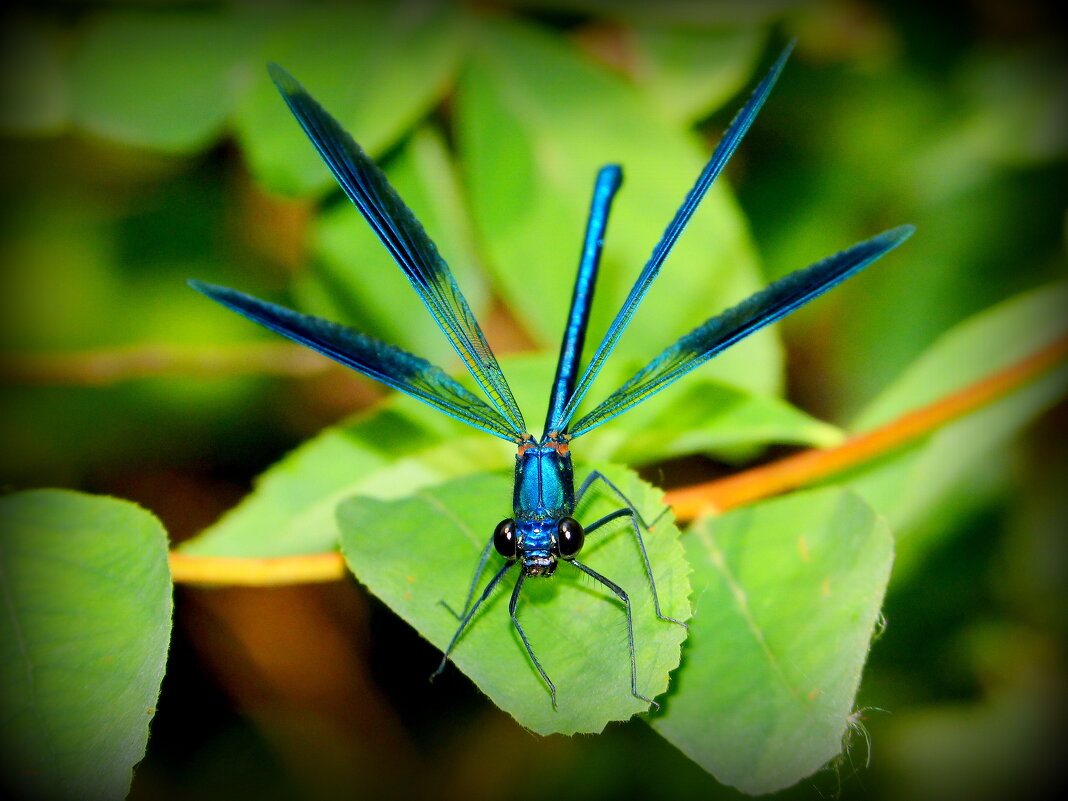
left=493, top=518, right=517, bottom=558
left=555, top=517, right=584, bottom=558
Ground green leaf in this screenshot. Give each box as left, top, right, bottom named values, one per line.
left=234, top=3, right=464, bottom=196
left=652, top=487, right=892, bottom=794
left=457, top=353, right=842, bottom=464
left=579, top=376, right=844, bottom=464
left=852, top=281, right=1068, bottom=430
left=338, top=464, right=691, bottom=735
left=843, top=281, right=1068, bottom=575
left=458, top=17, right=783, bottom=396
left=179, top=400, right=503, bottom=558
left=297, top=125, right=488, bottom=365
left=0, top=490, right=172, bottom=800
left=628, top=25, right=767, bottom=125
left=70, top=10, right=251, bottom=152
left=181, top=351, right=839, bottom=558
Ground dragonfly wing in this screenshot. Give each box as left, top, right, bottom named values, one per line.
left=189, top=281, right=521, bottom=441
left=553, top=43, right=794, bottom=432
left=268, top=63, right=526, bottom=435
left=568, top=225, right=915, bottom=437
left=543, top=165, right=622, bottom=436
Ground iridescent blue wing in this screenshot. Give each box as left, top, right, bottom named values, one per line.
left=189, top=281, right=520, bottom=441
left=568, top=226, right=915, bottom=437
left=542, top=165, right=622, bottom=437
left=549, top=43, right=794, bottom=434
left=268, top=63, right=526, bottom=436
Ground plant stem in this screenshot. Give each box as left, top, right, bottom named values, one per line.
left=0, top=343, right=327, bottom=384
left=168, top=333, right=1067, bottom=587
left=169, top=552, right=347, bottom=584
left=666, top=333, right=1068, bottom=519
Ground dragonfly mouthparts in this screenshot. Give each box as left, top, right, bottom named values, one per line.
left=522, top=553, right=557, bottom=577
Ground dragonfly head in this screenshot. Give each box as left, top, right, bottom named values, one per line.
left=493, top=517, right=585, bottom=578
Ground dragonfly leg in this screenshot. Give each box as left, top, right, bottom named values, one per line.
left=509, top=573, right=557, bottom=708
left=569, top=558, right=658, bottom=710
left=577, top=470, right=687, bottom=629
left=431, top=559, right=515, bottom=682
left=439, top=534, right=495, bottom=620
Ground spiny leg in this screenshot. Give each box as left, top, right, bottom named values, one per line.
left=439, top=534, right=495, bottom=620
left=577, top=470, right=653, bottom=527
left=509, top=573, right=557, bottom=707
left=569, top=558, right=658, bottom=709
left=431, top=559, right=515, bottom=681
left=578, top=470, right=687, bottom=628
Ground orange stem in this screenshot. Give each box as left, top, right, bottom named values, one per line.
left=665, top=333, right=1068, bottom=519
left=169, top=552, right=347, bottom=585
left=0, top=343, right=328, bottom=385
left=169, top=333, right=1068, bottom=586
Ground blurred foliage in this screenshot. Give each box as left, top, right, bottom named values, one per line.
left=843, top=281, right=1068, bottom=578
left=0, top=0, right=1065, bottom=799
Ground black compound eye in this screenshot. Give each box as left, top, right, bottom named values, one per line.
left=555, top=517, right=584, bottom=558
left=493, top=518, right=517, bottom=558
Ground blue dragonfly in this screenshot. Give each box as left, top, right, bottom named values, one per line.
left=190, top=43, right=913, bottom=709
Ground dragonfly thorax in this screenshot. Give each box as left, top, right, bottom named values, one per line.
left=502, top=436, right=582, bottom=576
left=512, top=439, right=576, bottom=520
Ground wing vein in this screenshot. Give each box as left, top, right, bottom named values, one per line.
left=268, top=63, right=525, bottom=436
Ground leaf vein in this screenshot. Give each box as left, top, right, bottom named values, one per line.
left=419, top=490, right=482, bottom=549
left=0, top=540, right=60, bottom=766
left=694, top=522, right=810, bottom=714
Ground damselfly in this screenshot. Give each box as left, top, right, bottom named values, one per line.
left=191, top=43, right=913, bottom=708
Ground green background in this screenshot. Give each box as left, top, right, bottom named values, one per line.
left=1, top=1, right=1065, bottom=799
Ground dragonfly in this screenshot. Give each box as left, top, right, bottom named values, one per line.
left=190, top=43, right=913, bottom=709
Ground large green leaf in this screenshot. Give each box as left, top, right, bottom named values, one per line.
left=234, top=3, right=464, bottom=196
left=852, top=282, right=1067, bottom=431
left=652, top=487, right=892, bottom=794
left=70, top=10, right=252, bottom=152
left=578, top=376, right=843, bottom=464
left=843, top=281, right=1068, bottom=575
left=458, top=17, right=782, bottom=396
left=181, top=352, right=838, bottom=558
left=338, top=464, right=691, bottom=735
left=178, top=401, right=503, bottom=558
left=297, top=125, right=489, bottom=365
left=0, top=490, right=172, bottom=800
